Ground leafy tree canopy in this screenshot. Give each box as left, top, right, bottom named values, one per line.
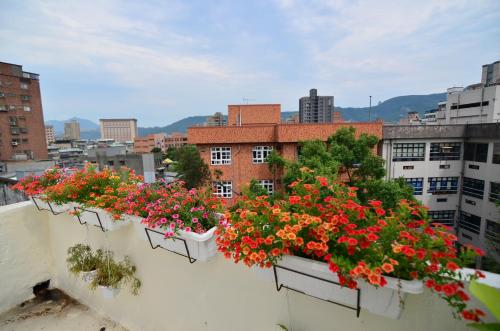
left=172, top=145, right=210, bottom=188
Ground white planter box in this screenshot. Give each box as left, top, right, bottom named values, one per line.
left=74, top=207, right=131, bottom=231
left=99, top=286, right=120, bottom=299
left=81, top=270, right=97, bottom=283
left=31, top=196, right=51, bottom=211
left=143, top=225, right=218, bottom=262
left=31, top=196, right=74, bottom=215
left=257, top=255, right=423, bottom=319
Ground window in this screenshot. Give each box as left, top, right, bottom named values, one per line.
left=439, top=164, right=450, bottom=169
left=450, top=101, right=489, bottom=109
left=493, top=143, right=500, bottom=164
left=0, top=105, right=6, bottom=112
left=464, top=143, right=488, bottom=163
left=20, top=95, right=30, bottom=101
left=428, top=210, right=455, bottom=227
left=468, top=164, right=480, bottom=170
left=437, top=198, right=447, bottom=202
left=257, top=180, right=274, bottom=194
left=213, top=181, right=232, bottom=198
left=459, top=211, right=481, bottom=234
left=465, top=199, right=476, bottom=206
left=462, top=177, right=484, bottom=199
left=211, top=147, right=231, bottom=165
left=393, top=143, right=425, bottom=161
left=23, top=106, right=31, bottom=112
left=252, top=146, right=273, bottom=164
left=405, top=177, right=423, bottom=195
left=428, top=177, right=459, bottom=194
left=490, top=182, right=500, bottom=203
left=403, top=165, right=414, bottom=170
left=430, top=142, right=461, bottom=161
left=20, top=83, right=28, bottom=89
left=485, top=220, right=500, bottom=245
left=107, top=161, right=114, bottom=166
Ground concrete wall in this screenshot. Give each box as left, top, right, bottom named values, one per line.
left=1, top=202, right=498, bottom=330
left=0, top=202, right=52, bottom=313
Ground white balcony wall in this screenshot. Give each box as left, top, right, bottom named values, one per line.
left=1, top=202, right=498, bottom=331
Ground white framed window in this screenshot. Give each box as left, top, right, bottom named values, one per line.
left=252, top=146, right=273, bottom=163
left=23, top=106, right=31, bottom=112
left=211, top=147, right=231, bottom=165
left=213, top=181, right=232, bottom=198
left=257, top=179, right=274, bottom=194
left=20, top=83, right=29, bottom=89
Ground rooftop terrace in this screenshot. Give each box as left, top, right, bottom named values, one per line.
left=1, top=201, right=499, bottom=331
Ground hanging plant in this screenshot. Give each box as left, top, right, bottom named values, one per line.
left=66, top=244, right=102, bottom=279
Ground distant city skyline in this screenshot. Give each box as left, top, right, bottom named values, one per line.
left=1, top=0, right=499, bottom=126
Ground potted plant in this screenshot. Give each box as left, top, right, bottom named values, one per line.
left=66, top=244, right=102, bottom=283
left=89, top=250, right=141, bottom=298
left=217, top=172, right=486, bottom=321
left=134, top=181, right=226, bottom=262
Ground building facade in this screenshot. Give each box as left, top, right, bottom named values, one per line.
left=382, top=124, right=500, bottom=260
left=100, top=118, right=138, bottom=142
left=45, top=125, right=55, bottom=145
left=165, top=132, right=187, bottom=149
left=299, top=89, right=335, bottom=123
left=188, top=104, right=382, bottom=201
left=64, top=120, right=80, bottom=140
left=134, top=133, right=167, bottom=153
left=205, top=112, right=226, bottom=126
left=0, top=62, right=48, bottom=161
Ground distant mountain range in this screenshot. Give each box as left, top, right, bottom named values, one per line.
left=46, top=92, right=446, bottom=138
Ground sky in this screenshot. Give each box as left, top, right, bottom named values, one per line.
left=1, top=0, right=499, bottom=127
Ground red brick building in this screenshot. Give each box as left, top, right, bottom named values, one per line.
left=165, top=132, right=187, bottom=149
left=0, top=62, right=48, bottom=161
left=134, top=133, right=166, bottom=153
left=188, top=104, right=382, bottom=200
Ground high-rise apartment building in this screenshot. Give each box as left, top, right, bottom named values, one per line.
left=0, top=62, right=48, bottom=161
left=45, top=125, right=55, bottom=145
left=165, top=132, right=187, bottom=149
left=64, top=120, right=80, bottom=140
left=100, top=118, right=138, bottom=142
left=482, top=61, right=500, bottom=86
left=299, top=89, right=334, bottom=123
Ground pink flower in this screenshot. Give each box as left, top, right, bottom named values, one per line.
left=160, top=218, right=167, bottom=224
left=185, top=227, right=192, bottom=232
left=169, top=222, right=175, bottom=229
left=173, top=204, right=180, bottom=210
left=172, top=214, right=179, bottom=219
left=192, top=217, right=199, bottom=223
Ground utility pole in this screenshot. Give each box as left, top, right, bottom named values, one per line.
left=369, top=96, right=372, bottom=121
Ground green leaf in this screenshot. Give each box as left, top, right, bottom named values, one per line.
left=469, top=280, right=500, bottom=320
left=467, top=323, right=500, bottom=331
left=276, top=324, right=289, bottom=331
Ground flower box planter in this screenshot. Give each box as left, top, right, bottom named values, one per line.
left=73, top=207, right=131, bottom=232
left=142, top=225, right=218, bottom=263
left=99, top=286, right=120, bottom=299
left=259, top=255, right=423, bottom=319
left=31, top=196, right=74, bottom=215
left=81, top=270, right=97, bottom=283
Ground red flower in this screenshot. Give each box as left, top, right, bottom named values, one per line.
left=442, top=283, right=457, bottom=297
left=425, top=279, right=436, bottom=288
left=445, top=261, right=459, bottom=271
left=347, top=237, right=358, bottom=246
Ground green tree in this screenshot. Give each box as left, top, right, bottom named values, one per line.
left=166, top=146, right=180, bottom=161
left=356, top=177, right=415, bottom=210
left=327, top=127, right=385, bottom=183
left=173, top=145, right=210, bottom=188
left=150, top=147, right=162, bottom=154
left=266, top=150, right=286, bottom=191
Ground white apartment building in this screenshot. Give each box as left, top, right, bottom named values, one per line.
left=100, top=118, right=138, bottom=142
left=382, top=124, right=500, bottom=261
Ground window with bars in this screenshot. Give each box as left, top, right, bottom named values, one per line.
left=459, top=211, right=481, bottom=234
left=211, top=147, right=231, bottom=165
left=252, top=146, right=273, bottom=163
left=213, top=181, right=232, bottom=198
left=428, top=177, right=459, bottom=194
left=462, top=177, right=485, bottom=199
left=405, top=177, right=423, bottom=195
left=490, top=182, right=500, bottom=203
left=257, top=179, right=274, bottom=194
left=485, top=220, right=500, bottom=246
left=464, top=143, right=488, bottom=163
left=428, top=210, right=455, bottom=227
left=429, top=142, right=461, bottom=161
left=393, top=143, right=425, bottom=161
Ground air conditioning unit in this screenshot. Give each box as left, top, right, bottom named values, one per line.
left=11, top=141, right=19, bottom=146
